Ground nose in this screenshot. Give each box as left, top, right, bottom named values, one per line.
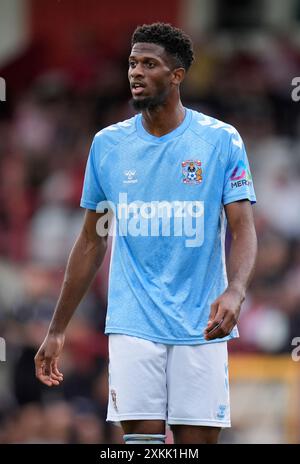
left=129, top=62, right=144, bottom=79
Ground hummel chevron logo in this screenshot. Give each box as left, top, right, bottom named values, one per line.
left=198, top=115, right=243, bottom=149
left=102, top=120, right=132, bottom=133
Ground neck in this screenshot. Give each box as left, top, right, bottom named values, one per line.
left=141, top=97, right=185, bottom=137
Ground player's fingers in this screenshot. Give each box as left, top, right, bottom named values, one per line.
left=35, top=363, right=48, bottom=384
left=49, top=372, right=63, bottom=382
left=219, top=310, right=237, bottom=337
left=51, top=360, right=63, bottom=381
left=43, top=356, right=52, bottom=377
left=43, top=376, right=59, bottom=386
left=34, top=353, right=47, bottom=380
left=205, top=310, right=235, bottom=340
left=49, top=377, right=60, bottom=386
left=204, top=319, right=223, bottom=340
left=205, top=302, right=224, bottom=332
left=34, top=352, right=60, bottom=387
left=34, top=352, right=43, bottom=372
left=207, top=300, right=219, bottom=327
left=36, top=366, right=58, bottom=386
left=204, top=305, right=227, bottom=339
left=204, top=320, right=225, bottom=340
left=204, top=320, right=219, bottom=336
left=42, top=363, right=60, bottom=386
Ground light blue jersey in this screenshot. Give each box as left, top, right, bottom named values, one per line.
left=80, top=108, right=256, bottom=344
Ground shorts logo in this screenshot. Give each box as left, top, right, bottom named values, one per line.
left=216, top=404, right=227, bottom=420
left=110, top=389, right=119, bottom=412
left=182, top=160, right=202, bottom=184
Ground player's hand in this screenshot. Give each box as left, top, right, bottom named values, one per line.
left=204, top=288, right=244, bottom=341
left=34, top=333, right=65, bottom=387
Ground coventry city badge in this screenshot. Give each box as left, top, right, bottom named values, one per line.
left=182, top=160, right=202, bottom=184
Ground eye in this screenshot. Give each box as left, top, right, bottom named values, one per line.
left=129, top=61, right=136, bottom=68
left=147, top=62, right=155, bottom=68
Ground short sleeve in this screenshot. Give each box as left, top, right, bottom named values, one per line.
left=80, top=137, right=106, bottom=210
left=222, top=132, right=256, bottom=205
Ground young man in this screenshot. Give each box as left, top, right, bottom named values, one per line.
left=35, top=23, right=257, bottom=444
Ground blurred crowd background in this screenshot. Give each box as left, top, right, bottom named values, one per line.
left=0, top=0, right=300, bottom=444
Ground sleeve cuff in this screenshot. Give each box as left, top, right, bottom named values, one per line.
left=223, top=194, right=256, bottom=206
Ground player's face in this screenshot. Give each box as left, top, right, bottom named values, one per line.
left=128, top=43, right=174, bottom=110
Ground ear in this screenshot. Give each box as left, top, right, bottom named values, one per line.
left=171, top=68, right=185, bottom=85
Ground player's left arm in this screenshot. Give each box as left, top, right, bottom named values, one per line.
left=204, top=199, right=257, bottom=341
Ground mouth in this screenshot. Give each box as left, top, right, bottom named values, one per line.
left=131, top=82, right=146, bottom=96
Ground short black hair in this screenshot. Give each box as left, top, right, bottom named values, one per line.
left=131, top=22, right=194, bottom=71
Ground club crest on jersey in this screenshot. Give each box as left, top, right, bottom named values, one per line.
left=182, top=160, right=202, bottom=184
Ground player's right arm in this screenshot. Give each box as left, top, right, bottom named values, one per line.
left=34, top=209, right=108, bottom=386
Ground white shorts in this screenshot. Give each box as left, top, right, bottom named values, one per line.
left=107, top=334, right=231, bottom=427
